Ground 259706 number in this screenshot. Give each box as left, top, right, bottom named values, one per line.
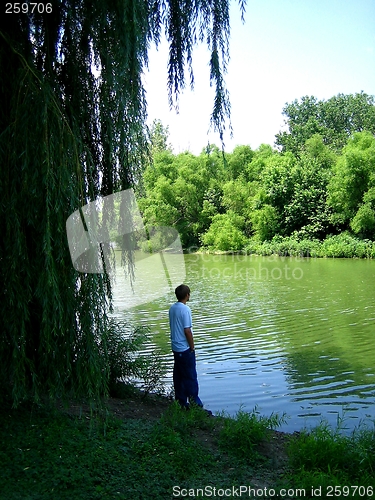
left=326, top=485, right=373, bottom=497
left=5, top=3, right=52, bottom=13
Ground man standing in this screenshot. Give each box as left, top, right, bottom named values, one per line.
left=169, top=284, right=203, bottom=409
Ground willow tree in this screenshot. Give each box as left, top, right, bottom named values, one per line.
left=0, top=0, right=244, bottom=404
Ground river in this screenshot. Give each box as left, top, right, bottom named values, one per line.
left=111, top=252, right=375, bottom=433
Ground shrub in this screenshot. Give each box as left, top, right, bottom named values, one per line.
left=99, top=320, right=166, bottom=396
left=319, top=232, right=374, bottom=258
left=201, top=212, right=248, bottom=251
left=245, top=236, right=320, bottom=257
left=218, top=407, right=287, bottom=463
left=244, top=233, right=375, bottom=259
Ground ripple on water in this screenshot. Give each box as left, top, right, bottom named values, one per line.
left=111, top=255, right=375, bottom=432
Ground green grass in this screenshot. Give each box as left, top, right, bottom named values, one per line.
left=218, top=406, right=287, bottom=464
left=1, top=398, right=375, bottom=500
left=282, top=418, right=375, bottom=499
left=0, top=401, right=278, bottom=500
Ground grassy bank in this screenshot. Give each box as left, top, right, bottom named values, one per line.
left=1, top=391, right=374, bottom=499
left=244, top=233, right=375, bottom=259
left=198, top=233, right=375, bottom=258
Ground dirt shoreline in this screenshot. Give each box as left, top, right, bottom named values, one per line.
left=59, top=390, right=296, bottom=490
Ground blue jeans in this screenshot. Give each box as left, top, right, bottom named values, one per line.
left=173, top=348, right=203, bottom=408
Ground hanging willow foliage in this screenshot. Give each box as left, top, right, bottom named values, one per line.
left=0, top=0, right=245, bottom=405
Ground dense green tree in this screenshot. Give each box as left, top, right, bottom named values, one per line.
left=0, top=0, right=242, bottom=404
left=258, top=152, right=297, bottom=215
left=304, top=134, right=337, bottom=170
left=350, top=203, right=375, bottom=238
left=222, top=179, right=253, bottom=216
left=283, top=155, right=333, bottom=239
left=227, top=144, right=254, bottom=180
left=245, top=144, right=275, bottom=180
left=328, top=132, right=375, bottom=236
left=202, top=143, right=228, bottom=183
left=246, top=151, right=294, bottom=240
left=149, top=119, right=172, bottom=155
left=275, top=96, right=323, bottom=154
left=250, top=204, right=280, bottom=242
left=199, top=144, right=280, bottom=243
left=276, top=93, right=375, bottom=154
left=320, top=93, right=375, bottom=149
left=250, top=140, right=334, bottom=240
left=140, top=150, right=226, bottom=247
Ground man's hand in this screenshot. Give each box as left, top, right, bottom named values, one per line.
left=184, top=327, right=195, bottom=351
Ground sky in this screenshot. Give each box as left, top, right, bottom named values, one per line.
left=143, top=0, right=375, bottom=155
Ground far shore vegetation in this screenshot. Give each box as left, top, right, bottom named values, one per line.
left=143, top=94, right=375, bottom=259
left=188, top=232, right=375, bottom=259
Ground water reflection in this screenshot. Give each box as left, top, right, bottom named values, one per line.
left=112, top=253, right=375, bottom=433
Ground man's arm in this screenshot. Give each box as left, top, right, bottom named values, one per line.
left=184, top=327, right=195, bottom=351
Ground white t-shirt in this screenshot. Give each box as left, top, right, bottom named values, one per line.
left=169, top=301, right=193, bottom=352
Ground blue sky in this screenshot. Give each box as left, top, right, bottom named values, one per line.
left=143, top=0, right=375, bottom=154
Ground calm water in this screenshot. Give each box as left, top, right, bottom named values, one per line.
left=111, top=253, right=375, bottom=433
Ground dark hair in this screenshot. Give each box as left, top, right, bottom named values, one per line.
left=175, top=284, right=190, bottom=301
